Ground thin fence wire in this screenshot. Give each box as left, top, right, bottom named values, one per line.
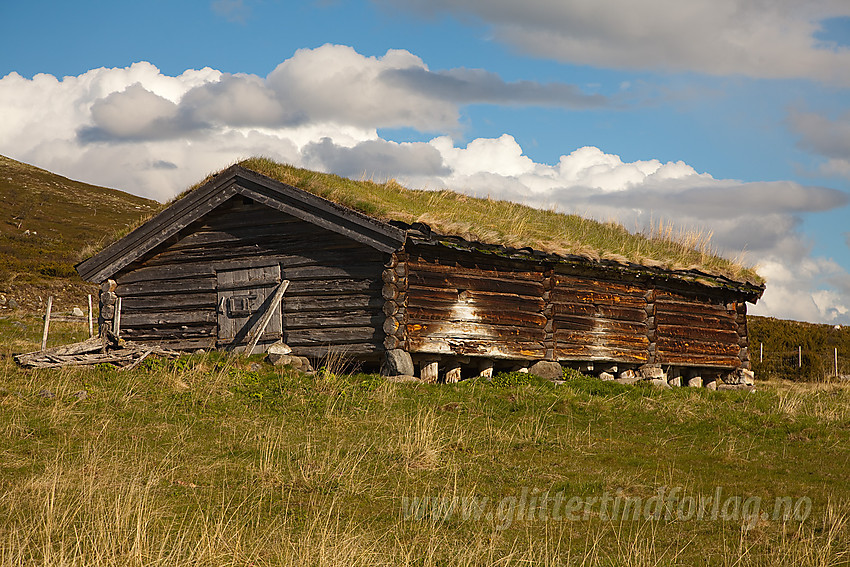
left=752, top=343, right=850, bottom=381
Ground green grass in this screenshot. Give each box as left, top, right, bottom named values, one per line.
left=234, top=157, right=761, bottom=284
left=2, top=314, right=847, bottom=565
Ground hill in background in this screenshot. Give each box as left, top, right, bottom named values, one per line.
left=0, top=155, right=157, bottom=312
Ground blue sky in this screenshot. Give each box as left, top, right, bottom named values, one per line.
left=2, top=0, right=850, bottom=324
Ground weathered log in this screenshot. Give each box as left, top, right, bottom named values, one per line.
left=555, top=346, right=648, bottom=363
left=407, top=306, right=546, bottom=327
left=407, top=336, right=545, bottom=359
left=552, top=302, right=648, bottom=322
left=655, top=324, right=739, bottom=344
left=550, top=288, right=645, bottom=308
left=285, top=327, right=382, bottom=345
left=408, top=288, right=545, bottom=311
left=654, top=298, right=733, bottom=316
left=408, top=259, right=544, bottom=281
left=655, top=337, right=740, bottom=357
left=655, top=311, right=738, bottom=331
left=408, top=271, right=544, bottom=296
left=382, top=284, right=400, bottom=301
left=383, top=316, right=400, bottom=336
left=120, top=311, right=218, bottom=326
left=383, top=300, right=399, bottom=317
left=381, top=269, right=398, bottom=284
left=552, top=315, right=647, bottom=335
left=407, top=321, right=546, bottom=341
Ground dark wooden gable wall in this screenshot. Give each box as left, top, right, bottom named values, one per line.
left=112, top=196, right=388, bottom=356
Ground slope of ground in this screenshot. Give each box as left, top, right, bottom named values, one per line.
left=0, top=155, right=158, bottom=312
left=749, top=316, right=850, bottom=381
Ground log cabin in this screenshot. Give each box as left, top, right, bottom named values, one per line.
left=76, top=163, right=764, bottom=385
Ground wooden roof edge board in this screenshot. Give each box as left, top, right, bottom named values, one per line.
left=76, top=165, right=407, bottom=282
left=404, top=230, right=765, bottom=302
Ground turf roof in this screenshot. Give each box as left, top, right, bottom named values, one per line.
left=231, top=157, right=763, bottom=287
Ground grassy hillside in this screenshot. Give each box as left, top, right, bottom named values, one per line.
left=749, top=316, right=850, bottom=381
left=0, top=155, right=158, bottom=311
left=1, top=315, right=848, bottom=565
left=234, top=158, right=762, bottom=285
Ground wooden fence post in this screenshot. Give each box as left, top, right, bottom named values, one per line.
left=87, top=294, right=94, bottom=338
left=114, top=297, right=122, bottom=339
left=41, top=296, right=53, bottom=351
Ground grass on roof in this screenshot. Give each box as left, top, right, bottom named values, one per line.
left=235, top=157, right=762, bottom=284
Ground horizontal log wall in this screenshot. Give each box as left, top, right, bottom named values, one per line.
left=652, top=289, right=744, bottom=368
left=402, top=245, right=751, bottom=370
left=404, top=247, right=547, bottom=359
left=551, top=272, right=649, bottom=363
left=112, top=198, right=387, bottom=356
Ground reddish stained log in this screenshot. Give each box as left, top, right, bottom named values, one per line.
left=656, top=337, right=740, bottom=357
left=654, top=298, right=734, bottom=316
left=552, top=302, right=647, bottom=323
left=407, top=306, right=546, bottom=327
left=654, top=352, right=742, bottom=368
left=550, top=288, right=645, bottom=308
left=408, top=320, right=545, bottom=339
left=553, top=274, right=646, bottom=296
left=655, top=311, right=738, bottom=331
left=406, top=336, right=545, bottom=359
left=408, top=271, right=544, bottom=296
left=552, top=315, right=647, bottom=335
left=556, top=346, right=648, bottom=363
left=554, top=330, right=649, bottom=349
left=407, top=287, right=546, bottom=310
left=655, top=324, right=739, bottom=344
left=407, top=259, right=545, bottom=282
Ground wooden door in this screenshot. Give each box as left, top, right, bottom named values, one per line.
left=216, top=265, right=283, bottom=350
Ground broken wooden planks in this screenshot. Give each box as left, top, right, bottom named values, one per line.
left=14, top=336, right=179, bottom=369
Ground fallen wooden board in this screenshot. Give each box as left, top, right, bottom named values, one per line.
left=14, top=338, right=179, bottom=369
